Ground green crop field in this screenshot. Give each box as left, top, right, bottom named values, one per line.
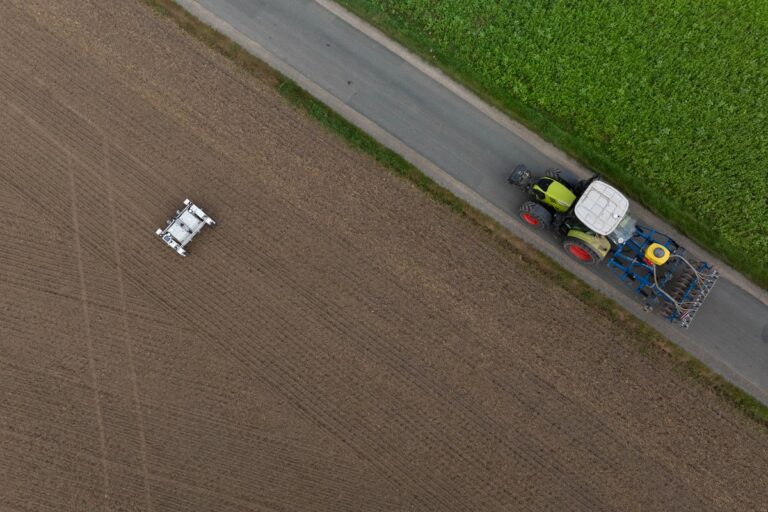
left=338, top=0, right=768, bottom=286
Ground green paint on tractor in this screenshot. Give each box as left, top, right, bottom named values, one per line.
left=531, top=178, right=576, bottom=213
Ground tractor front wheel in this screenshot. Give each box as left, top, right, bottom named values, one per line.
left=563, top=237, right=600, bottom=265
left=518, top=202, right=552, bottom=230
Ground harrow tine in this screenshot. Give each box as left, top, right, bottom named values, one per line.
left=676, top=269, right=719, bottom=328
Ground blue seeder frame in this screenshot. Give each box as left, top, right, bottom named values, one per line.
left=606, top=225, right=715, bottom=328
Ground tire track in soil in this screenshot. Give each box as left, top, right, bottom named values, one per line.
left=97, top=165, right=640, bottom=512
left=0, top=427, right=268, bottom=512
left=1, top=63, right=612, bottom=504
left=0, top=63, right=437, bottom=509
left=103, top=140, right=154, bottom=512
left=2, top=1, right=767, bottom=511
left=0, top=68, right=736, bottom=512
left=1, top=95, right=408, bottom=508
left=30, top=81, right=608, bottom=508
left=1, top=352, right=332, bottom=512
left=0, top=51, right=732, bottom=508
left=65, top=152, right=111, bottom=509
left=103, top=118, right=708, bottom=510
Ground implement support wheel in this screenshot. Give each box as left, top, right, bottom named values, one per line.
left=563, top=237, right=601, bottom=265
left=518, top=201, right=552, bottom=230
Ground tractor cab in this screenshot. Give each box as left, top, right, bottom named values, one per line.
left=509, top=165, right=637, bottom=263
left=508, top=164, right=583, bottom=214
left=572, top=180, right=636, bottom=245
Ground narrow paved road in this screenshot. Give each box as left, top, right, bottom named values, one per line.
left=177, top=0, right=768, bottom=404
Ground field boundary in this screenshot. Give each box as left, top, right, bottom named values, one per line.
left=142, top=0, right=768, bottom=429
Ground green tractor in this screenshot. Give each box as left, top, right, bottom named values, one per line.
left=508, top=164, right=719, bottom=328
left=507, top=165, right=636, bottom=264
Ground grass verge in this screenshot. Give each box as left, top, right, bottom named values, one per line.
left=142, top=0, right=768, bottom=429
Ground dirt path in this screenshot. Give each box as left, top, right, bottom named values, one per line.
left=0, top=1, right=766, bottom=511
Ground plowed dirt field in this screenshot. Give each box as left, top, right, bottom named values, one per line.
left=1, top=1, right=766, bottom=511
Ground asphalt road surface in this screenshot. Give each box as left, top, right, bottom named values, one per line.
left=177, top=0, right=768, bottom=404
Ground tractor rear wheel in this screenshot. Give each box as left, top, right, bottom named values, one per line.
left=545, top=168, right=580, bottom=190
left=518, top=201, right=552, bottom=230
left=563, top=237, right=601, bottom=265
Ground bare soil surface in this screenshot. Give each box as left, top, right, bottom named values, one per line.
left=0, top=1, right=766, bottom=511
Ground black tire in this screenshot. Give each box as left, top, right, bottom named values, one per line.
left=562, top=236, right=601, bottom=265
left=518, top=201, right=552, bottom=230
left=545, top=168, right=580, bottom=189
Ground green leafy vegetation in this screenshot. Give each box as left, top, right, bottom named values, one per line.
left=337, top=0, right=768, bottom=288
